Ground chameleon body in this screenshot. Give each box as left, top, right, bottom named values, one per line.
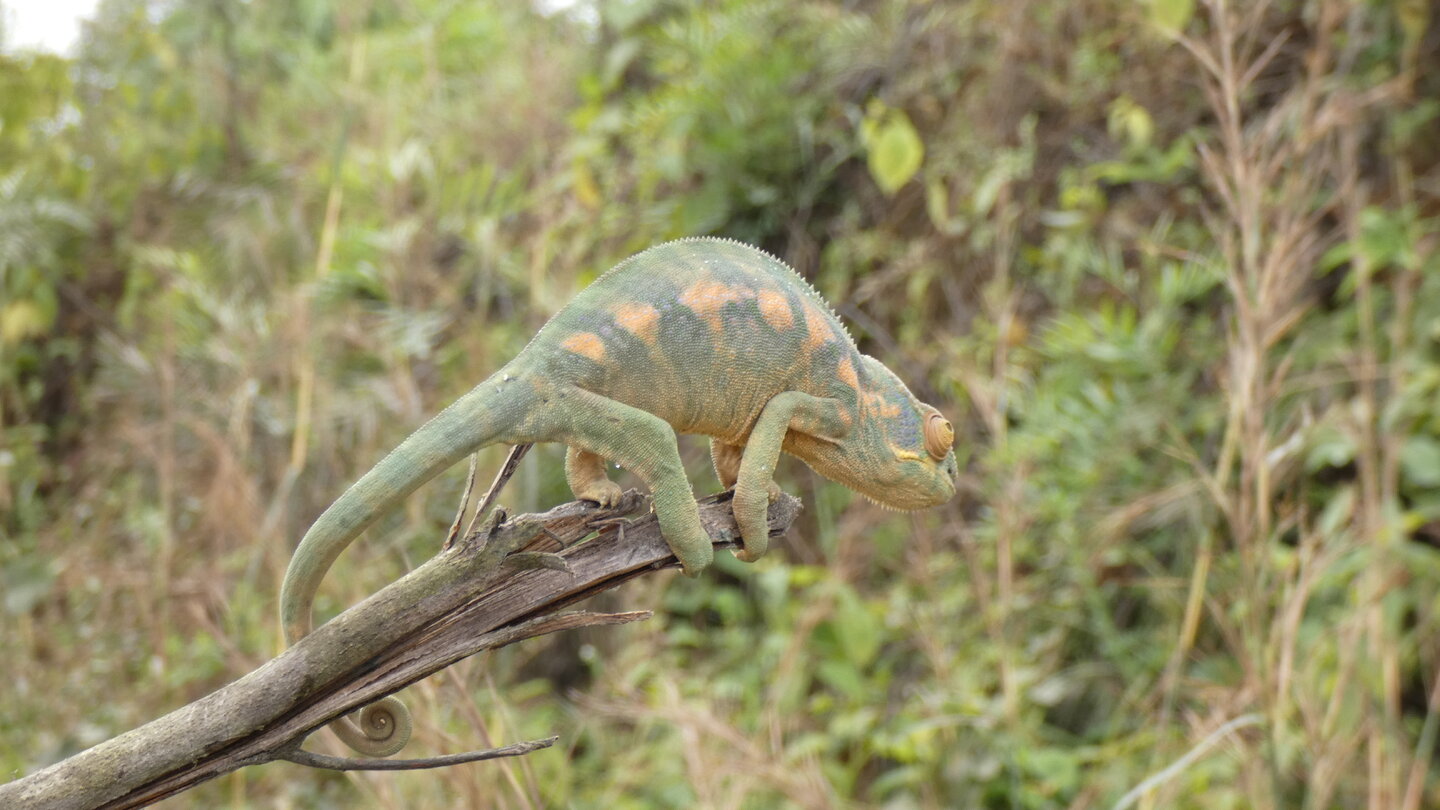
left=280, top=237, right=958, bottom=756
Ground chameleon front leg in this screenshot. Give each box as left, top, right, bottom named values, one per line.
left=732, top=392, right=850, bottom=562
left=566, top=446, right=624, bottom=507
left=558, top=388, right=713, bottom=576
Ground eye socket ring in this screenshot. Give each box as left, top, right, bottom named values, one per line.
left=924, top=412, right=954, bottom=461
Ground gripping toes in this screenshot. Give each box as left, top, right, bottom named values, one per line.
left=576, top=477, right=624, bottom=508
left=566, top=446, right=624, bottom=507
left=651, top=476, right=713, bottom=575
left=731, top=481, right=772, bottom=562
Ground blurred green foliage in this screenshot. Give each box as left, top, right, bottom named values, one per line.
left=2, top=0, right=1439, bottom=807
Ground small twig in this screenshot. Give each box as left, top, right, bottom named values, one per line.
left=1111, top=713, right=1263, bottom=810
left=537, top=525, right=568, bottom=546
left=458, top=443, right=534, bottom=544
left=446, top=453, right=481, bottom=548
left=280, top=736, right=559, bottom=772
left=503, top=551, right=573, bottom=574
left=586, top=515, right=633, bottom=548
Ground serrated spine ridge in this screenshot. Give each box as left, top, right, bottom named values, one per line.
left=665, top=236, right=853, bottom=344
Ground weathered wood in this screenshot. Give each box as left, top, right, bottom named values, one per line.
left=0, top=490, right=802, bottom=810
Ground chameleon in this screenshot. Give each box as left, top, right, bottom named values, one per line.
left=279, top=237, right=958, bottom=757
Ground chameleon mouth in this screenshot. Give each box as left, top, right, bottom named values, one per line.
left=857, top=478, right=955, bottom=511
left=810, top=453, right=955, bottom=512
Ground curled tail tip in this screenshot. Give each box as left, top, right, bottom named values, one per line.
left=335, top=696, right=413, bottom=757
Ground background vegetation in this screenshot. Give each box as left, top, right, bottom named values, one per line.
left=3, top=0, right=1438, bottom=807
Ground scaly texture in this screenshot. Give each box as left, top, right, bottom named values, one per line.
left=279, top=237, right=958, bottom=757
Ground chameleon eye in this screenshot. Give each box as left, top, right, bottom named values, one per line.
left=924, top=412, right=953, bottom=461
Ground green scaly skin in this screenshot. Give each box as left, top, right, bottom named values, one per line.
left=279, top=237, right=959, bottom=757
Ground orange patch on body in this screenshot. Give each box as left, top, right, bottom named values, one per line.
left=863, top=391, right=901, bottom=418
left=561, top=332, right=607, bottom=363
left=836, top=356, right=860, bottom=392
left=612, top=302, right=660, bottom=345
left=757, top=289, right=794, bottom=331
left=680, top=279, right=748, bottom=332
left=802, top=301, right=835, bottom=355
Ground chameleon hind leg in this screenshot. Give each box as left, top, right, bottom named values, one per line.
left=732, top=392, right=850, bottom=562
left=566, top=446, right=624, bottom=507
left=711, top=438, right=782, bottom=500
left=710, top=440, right=743, bottom=489
left=558, top=388, right=713, bottom=576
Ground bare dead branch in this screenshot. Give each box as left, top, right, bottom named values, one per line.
left=0, top=490, right=802, bottom=810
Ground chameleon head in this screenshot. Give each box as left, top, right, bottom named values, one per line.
left=793, top=356, right=958, bottom=510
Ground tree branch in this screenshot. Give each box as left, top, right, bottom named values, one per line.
left=0, top=490, right=803, bottom=810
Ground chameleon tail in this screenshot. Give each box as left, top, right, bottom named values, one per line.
left=279, top=370, right=536, bottom=757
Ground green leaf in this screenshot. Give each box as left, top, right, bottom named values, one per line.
left=1149, top=0, right=1195, bottom=32
left=1, top=299, right=52, bottom=345
left=1305, top=426, right=1355, bottom=472
left=816, top=658, right=867, bottom=700
left=1318, top=486, right=1355, bottom=537
left=1398, top=0, right=1430, bottom=69
left=1401, top=436, right=1440, bottom=488
left=865, top=108, right=924, bottom=196
left=2, top=557, right=56, bottom=615
left=1107, top=96, right=1154, bottom=148
left=972, top=163, right=1009, bottom=217
left=832, top=585, right=881, bottom=667
left=1358, top=206, right=1416, bottom=270
left=925, top=177, right=950, bottom=229
left=601, top=38, right=641, bottom=90
left=572, top=159, right=602, bottom=210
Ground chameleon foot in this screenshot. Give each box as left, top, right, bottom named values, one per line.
left=732, top=481, right=785, bottom=563
left=574, top=479, right=624, bottom=508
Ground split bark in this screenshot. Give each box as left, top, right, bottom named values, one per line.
left=0, top=489, right=802, bottom=810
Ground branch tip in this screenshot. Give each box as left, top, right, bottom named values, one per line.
left=280, top=735, right=560, bottom=772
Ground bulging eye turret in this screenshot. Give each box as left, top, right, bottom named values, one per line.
left=924, top=412, right=954, bottom=461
